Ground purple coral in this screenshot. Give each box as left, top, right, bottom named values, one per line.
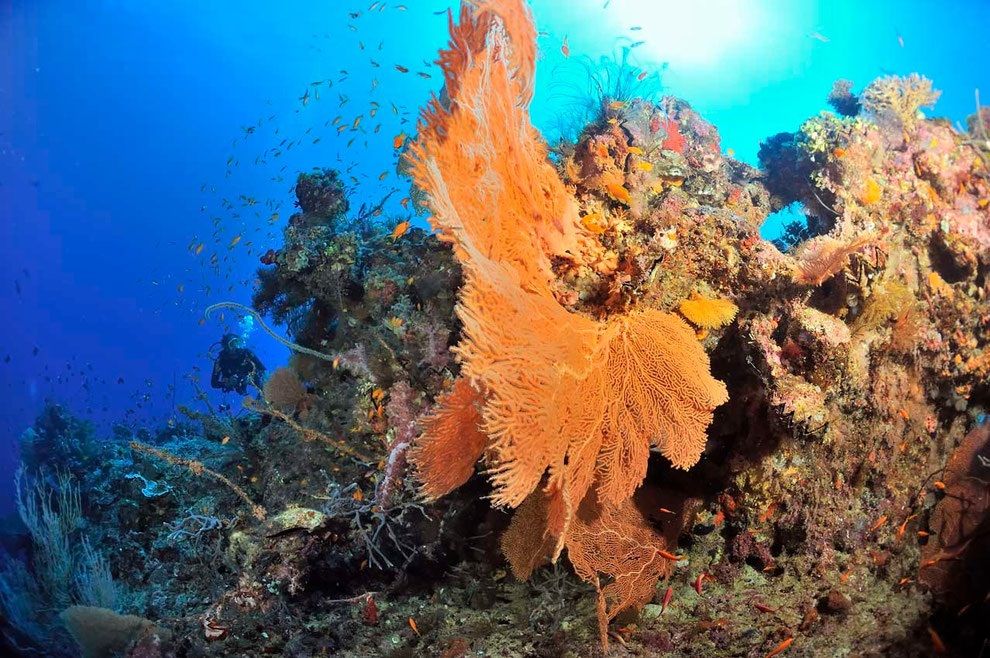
left=375, top=381, right=421, bottom=508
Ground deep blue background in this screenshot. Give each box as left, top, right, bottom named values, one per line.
left=1, top=0, right=988, bottom=512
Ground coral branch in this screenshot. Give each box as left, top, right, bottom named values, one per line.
left=204, top=302, right=337, bottom=363
left=242, top=398, right=373, bottom=463
left=375, top=381, right=419, bottom=509
left=129, top=441, right=266, bottom=521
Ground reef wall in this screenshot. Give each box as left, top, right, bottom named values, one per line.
left=2, top=2, right=989, bottom=657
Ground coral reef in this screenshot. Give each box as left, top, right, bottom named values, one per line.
left=3, top=2, right=990, bottom=656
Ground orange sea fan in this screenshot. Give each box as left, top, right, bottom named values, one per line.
left=566, top=497, right=674, bottom=646
left=408, top=378, right=487, bottom=500
left=406, top=0, right=585, bottom=284
left=500, top=486, right=559, bottom=581
left=405, top=0, right=727, bottom=643
left=502, top=489, right=674, bottom=650
left=792, top=232, right=877, bottom=286
left=678, top=291, right=739, bottom=329
left=453, top=262, right=726, bottom=517
left=406, top=0, right=726, bottom=507
left=919, top=424, right=990, bottom=604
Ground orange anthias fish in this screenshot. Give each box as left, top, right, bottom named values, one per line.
left=393, top=132, right=406, bottom=149
left=606, top=181, right=632, bottom=205
left=391, top=220, right=410, bottom=241
left=561, top=35, right=570, bottom=57
left=766, top=637, right=794, bottom=658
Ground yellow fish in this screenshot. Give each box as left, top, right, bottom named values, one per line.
left=391, top=220, right=410, bottom=241
left=634, top=160, right=654, bottom=172
left=606, top=181, right=632, bottom=205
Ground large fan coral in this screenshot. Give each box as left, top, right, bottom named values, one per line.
left=405, top=0, right=727, bottom=643
left=408, top=378, right=486, bottom=500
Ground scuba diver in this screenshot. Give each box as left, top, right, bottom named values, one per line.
left=210, top=334, right=265, bottom=395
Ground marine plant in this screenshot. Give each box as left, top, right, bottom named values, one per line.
left=404, top=0, right=726, bottom=644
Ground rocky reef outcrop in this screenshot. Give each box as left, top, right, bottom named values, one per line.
left=3, top=8, right=989, bottom=657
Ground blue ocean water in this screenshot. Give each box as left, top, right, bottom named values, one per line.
left=0, top=0, right=987, bottom=516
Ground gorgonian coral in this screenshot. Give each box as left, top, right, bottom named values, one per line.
left=679, top=291, right=739, bottom=329
left=791, top=232, right=878, bottom=286
left=408, top=378, right=486, bottom=500
left=405, top=0, right=727, bottom=644
left=262, top=367, right=307, bottom=413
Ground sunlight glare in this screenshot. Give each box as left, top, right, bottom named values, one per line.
left=605, top=0, right=757, bottom=70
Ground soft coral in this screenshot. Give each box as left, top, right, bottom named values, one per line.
left=405, top=0, right=727, bottom=646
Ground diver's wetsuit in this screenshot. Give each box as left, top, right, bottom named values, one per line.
left=211, top=335, right=265, bottom=395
